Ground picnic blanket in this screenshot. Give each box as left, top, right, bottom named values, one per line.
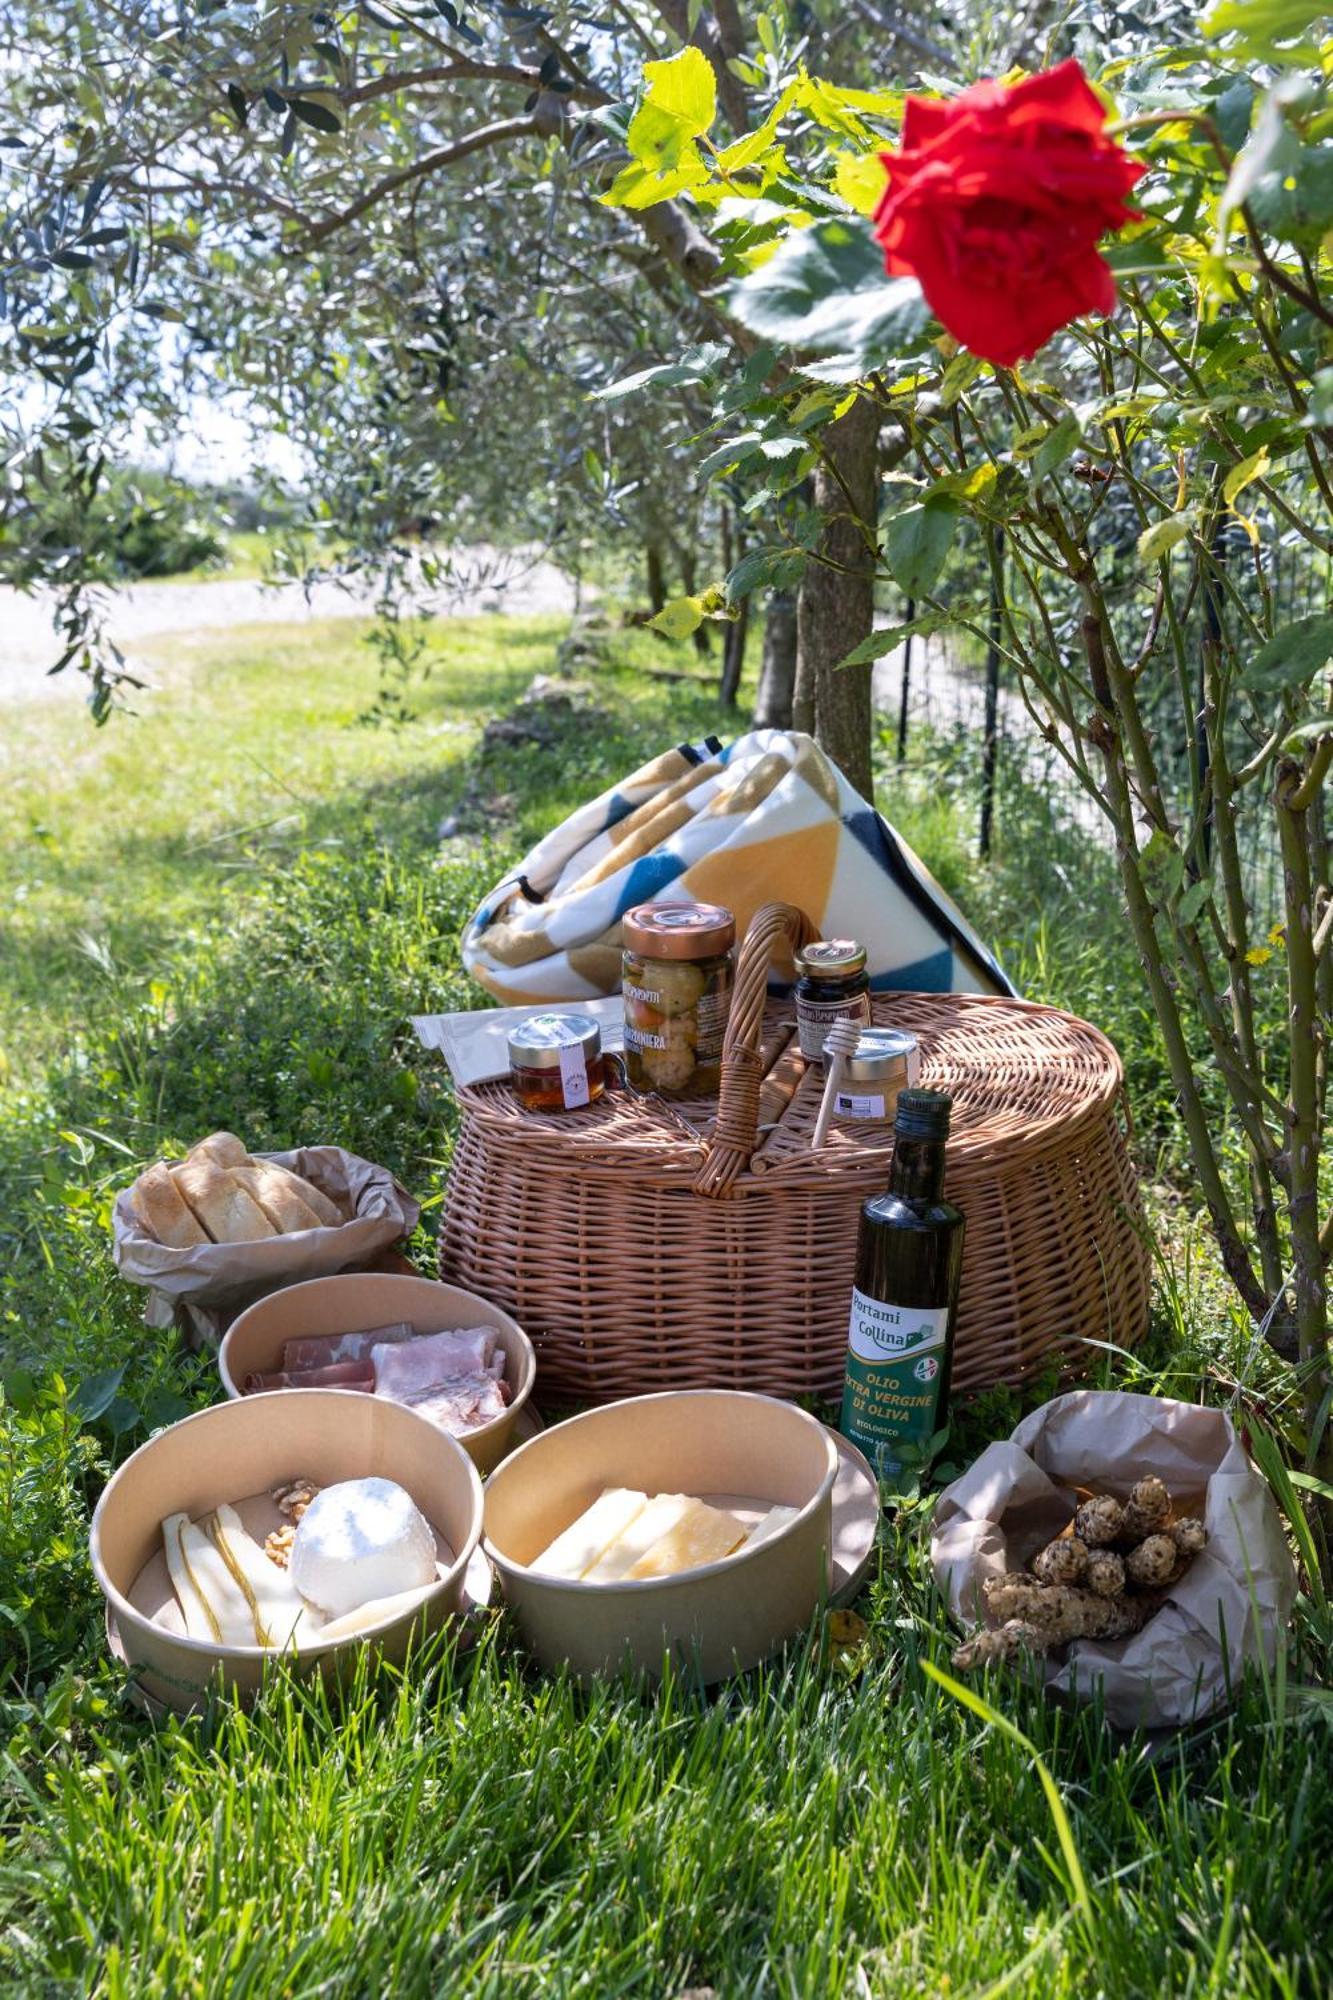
left=461, top=728, right=1011, bottom=1002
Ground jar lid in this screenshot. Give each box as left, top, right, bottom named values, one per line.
left=794, top=938, right=867, bottom=979
left=843, top=1026, right=919, bottom=1084
left=622, top=900, right=736, bottom=960
left=507, top=1011, right=602, bottom=1070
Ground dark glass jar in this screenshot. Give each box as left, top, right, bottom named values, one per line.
left=793, top=939, right=871, bottom=1061
left=507, top=1012, right=606, bottom=1112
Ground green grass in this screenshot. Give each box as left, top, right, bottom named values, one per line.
left=0, top=615, right=1328, bottom=1997
left=154, top=528, right=340, bottom=584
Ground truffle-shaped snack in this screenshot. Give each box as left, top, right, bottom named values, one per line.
left=1166, top=1516, right=1206, bottom=1557
left=1074, top=1493, right=1125, bottom=1547
left=982, top=1572, right=1149, bottom=1643
left=1031, top=1535, right=1089, bottom=1586
left=1124, top=1532, right=1178, bottom=1589
left=1121, top=1475, right=1171, bottom=1544
left=1084, top=1549, right=1126, bottom=1598
left=953, top=1619, right=1047, bottom=1672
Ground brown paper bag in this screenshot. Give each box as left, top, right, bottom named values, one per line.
left=111, top=1146, right=421, bottom=1350
left=931, top=1390, right=1296, bottom=1729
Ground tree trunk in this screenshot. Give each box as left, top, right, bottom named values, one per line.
left=754, top=589, right=798, bottom=728
left=795, top=395, right=879, bottom=797
left=646, top=541, right=666, bottom=616
left=720, top=597, right=748, bottom=706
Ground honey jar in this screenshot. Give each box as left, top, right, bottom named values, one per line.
left=832, top=1027, right=921, bottom=1125
left=507, top=1013, right=606, bottom=1113
left=621, top=901, right=736, bottom=1098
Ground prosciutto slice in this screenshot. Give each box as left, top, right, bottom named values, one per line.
left=280, top=1323, right=416, bottom=1372
left=371, top=1326, right=510, bottom=1436
left=244, top=1359, right=375, bottom=1394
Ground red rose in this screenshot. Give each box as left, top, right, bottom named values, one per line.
left=873, top=60, right=1142, bottom=369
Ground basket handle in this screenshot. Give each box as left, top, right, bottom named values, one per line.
left=693, top=901, right=819, bottom=1198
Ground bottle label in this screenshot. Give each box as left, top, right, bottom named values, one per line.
left=558, top=1044, right=591, bottom=1108
left=834, top=1090, right=886, bottom=1120
left=840, top=1288, right=950, bottom=1483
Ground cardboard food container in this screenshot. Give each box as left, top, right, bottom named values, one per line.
left=483, top=1390, right=838, bottom=1683
left=218, top=1273, right=536, bottom=1476
left=90, top=1389, right=484, bottom=1714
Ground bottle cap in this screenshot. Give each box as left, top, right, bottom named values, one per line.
left=893, top=1088, right=952, bottom=1141
left=507, top=1011, right=602, bottom=1070
left=622, top=901, right=736, bottom=959
left=794, top=938, right=867, bottom=980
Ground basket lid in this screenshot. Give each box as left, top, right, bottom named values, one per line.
left=622, top=901, right=736, bottom=959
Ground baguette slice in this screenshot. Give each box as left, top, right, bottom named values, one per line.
left=253, top=1161, right=343, bottom=1229
left=172, top=1162, right=277, bottom=1244
left=189, top=1131, right=250, bottom=1168
left=233, top=1164, right=324, bottom=1236
left=132, top=1162, right=209, bottom=1248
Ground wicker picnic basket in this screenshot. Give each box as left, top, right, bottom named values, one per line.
left=439, top=903, right=1150, bottom=1404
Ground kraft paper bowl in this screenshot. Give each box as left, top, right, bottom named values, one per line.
left=219, top=1272, right=535, bottom=1474
left=483, top=1390, right=838, bottom=1683
left=90, top=1389, right=484, bottom=1714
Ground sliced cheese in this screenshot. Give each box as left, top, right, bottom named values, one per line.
left=740, top=1505, right=800, bottom=1554
left=582, top=1492, right=694, bottom=1583
left=622, top=1498, right=747, bottom=1581
left=314, top=1581, right=437, bottom=1644
left=176, top=1517, right=264, bottom=1645
left=163, top=1512, right=220, bottom=1641
left=533, top=1488, right=649, bottom=1579
left=208, top=1504, right=324, bottom=1650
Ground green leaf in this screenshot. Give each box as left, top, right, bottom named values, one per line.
left=1138, top=512, right=1192, bottom=565
left=939, top=351, right=982, bottom=408
left=1246, top=615, right=1333, bottom=693
left=590, top=347, right=726, bottom=402
left=1178, top=877, right=1214, bottom=924
left=1284, top=714, right=1333, bottom=745
left=883, top=501, right=957, bottom=597
left=727, top=220, right=931, bottom=381
left=1031, top=414, right=1083, bottom=483
left=1205, top=0, right=1328, bottom=43
left=836, top=611, right=951, bottom=668
left=288, top=95, right=343, bottom=135
left=70, top=1363, right=127, bottom=1422
left=725, top=544, right=808, bottom=600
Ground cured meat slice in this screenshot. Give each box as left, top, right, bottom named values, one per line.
left=244, top=1360, right=375, bottom=1394
left=371, top=1326, right=510, bottom=1436
left=280, top=1323, right=416, bottom=1372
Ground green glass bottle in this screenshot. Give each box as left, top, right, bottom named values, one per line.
left=839, top=1089, right=965, bottom=1486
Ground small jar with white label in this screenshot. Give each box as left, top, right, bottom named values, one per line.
left=793, top=939, right=871, bottom=1061
left=832, top=1027, right=921, bottom=1126
left=507, top=1012, right=606, bottom=1113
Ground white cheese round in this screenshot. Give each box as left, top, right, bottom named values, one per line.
left=289, top=1477, right=438, bottom=1618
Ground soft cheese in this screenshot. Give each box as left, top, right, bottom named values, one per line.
left=622, top=1498, right=747, bottom=1580
left=533, top=1488, right=649, bottom=1578
left=289, top=1477, right=437, bottom=1618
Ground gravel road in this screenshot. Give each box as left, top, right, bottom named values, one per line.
left=0, top=549, right=580, bottom=706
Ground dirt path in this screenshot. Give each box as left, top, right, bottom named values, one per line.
left=0, top=548, right=580, bottom=705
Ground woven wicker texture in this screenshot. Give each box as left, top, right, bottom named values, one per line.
left=440, top=905, right=1150, bottom=1405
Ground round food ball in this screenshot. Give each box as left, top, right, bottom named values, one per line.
left=1073, top=1494, right=1124, bottom=1547
left=289, top=1476, right=437, bottom=1618
left=1125, top=1533, right=1177, bottom=1590
left=1084, top=1549, right=1126, bottom=1598
left=1167, top=1516, right=1206, bottom=1557
left=1031, top=1535, right=1088, bottom=1586
left=649, top=960, right=707, bottom=1019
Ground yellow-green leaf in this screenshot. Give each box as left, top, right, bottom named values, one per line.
left=831, top=149, right=886, bottom=217
left=649, top=595, right=707, bottom=639
left=1223, top=445, right=1271, bottom=507
left=1138, top=512, right=1193, bottom=565
left=629, top=46, right=716, bottom=170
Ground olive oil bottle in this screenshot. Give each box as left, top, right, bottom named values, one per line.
left=839, top=1089, right=965, bottom=1485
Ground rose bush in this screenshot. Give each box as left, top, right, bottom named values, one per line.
left=872, top=60, right=1143, bottom=367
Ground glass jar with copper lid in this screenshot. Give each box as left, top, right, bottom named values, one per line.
left=507, top=1012, right=607, bottom=1113
left=793, top=938, right=871, bottom=1061
left=621, top=901, right=736, bottom=1098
